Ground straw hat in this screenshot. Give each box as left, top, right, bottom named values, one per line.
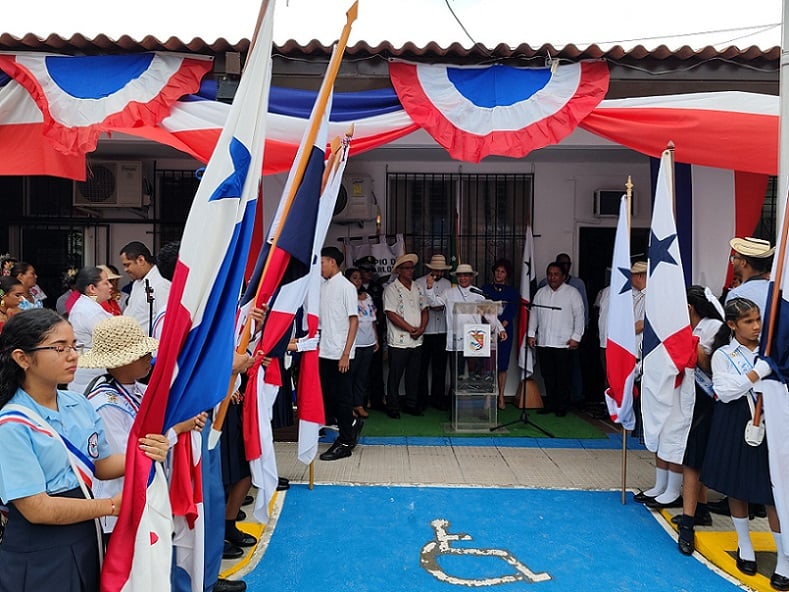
left=425, top=254, right=452, bottom=270
left=393, top=253, right=418, bottom=270
left=78, top=316, right=159, bottom=369
left=729, top=236, right=775, bottom=258
left=630, top=261, right=648, bottom=274
left=98, top=265, right=121, bottom=280
left=451, top=263, right=478, bottom=277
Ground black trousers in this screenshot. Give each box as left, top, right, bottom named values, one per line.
left=537, top=347, right=572, bottom=412
left=418, top=333, right=448, bottom=407
left=387, top=345, right=422, bottom=411
left=319, top=356, right=354, bottom=444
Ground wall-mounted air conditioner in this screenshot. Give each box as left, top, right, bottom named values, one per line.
left=594, top=188, right=634, bottom=218
left=73, top=161, right=143, bottom=208
left=333, top=174, right=376, bottom=223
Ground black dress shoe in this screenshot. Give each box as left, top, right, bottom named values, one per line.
left=242, top=495, right=253, bottom=507
left=235, top=510, right=246, bottom=521
left=736, top=548, right=758, bottom=576
left=277, top=477, right=290, bottom=491
left=319, top=441, right=352, bottom=461
left=226, top=530, right=257, bottom=548
left=707, top=497, right=730, bottom=516
left=771, top=572, right=789, bottom=591
left=213, top=578, right=247, bottom=592
left=403, top=405, right=424, bottom=416
left=646, top=496, right=683, bottom=509
left=671, top=511, right=712, bottom=527
left=222, top=542, right=244, bottom=559
left=633, top=491, right=655, bottom=504
left=386, top=409, right=401, bottom=419
left=676, top=515, right=695, bottom=556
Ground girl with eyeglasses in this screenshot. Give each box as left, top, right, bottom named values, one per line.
left=0, top=308, right=169, bottom=592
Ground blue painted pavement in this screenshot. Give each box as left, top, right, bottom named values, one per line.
left=245, top=486, right=739, bottom=592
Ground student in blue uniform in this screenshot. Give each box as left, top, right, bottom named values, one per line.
left=700, top=298, right=789, bottom=590
left=0, top=308, right=169, bottom=592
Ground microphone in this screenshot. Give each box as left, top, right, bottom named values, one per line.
left=468, top=286, right=486, bottom=297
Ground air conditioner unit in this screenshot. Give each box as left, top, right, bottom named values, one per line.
left=594, top=188, right=634, bottom=218
left=333, top=174, right=376, bottom=223
left=73, top=161, right=143, bottom=207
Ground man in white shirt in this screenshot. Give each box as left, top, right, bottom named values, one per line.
left=725, top=236, right=774, bottom=315
left=120, top=241, right=171, bottom=336
left=415, top=254, right=452, bottom=411
left=318, top=247, right=360, bottom=461
left=384, top=253, right=428, bottom=418
left=527, top=262, right=585, bottom=417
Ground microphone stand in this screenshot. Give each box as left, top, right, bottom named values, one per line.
left=145, top=279, right=155, bottom=337
left=489, top=300, right=558, bottom=437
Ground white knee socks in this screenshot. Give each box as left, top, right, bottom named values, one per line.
left=774, top=531, right=789, bottom=577
left=644, top=467, right=668, bottom=498
left=733, top=516, right=754, bottom=560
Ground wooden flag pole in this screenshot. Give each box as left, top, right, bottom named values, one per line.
left=621, top=175, right=634, bottom=505
left=753, top=185, right=789, bottom=425
left=212, top=2, right=359, bottom=438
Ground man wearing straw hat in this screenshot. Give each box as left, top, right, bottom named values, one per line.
left=383, top=253, right=428, bottom=418
left=415, top=254, right=453, bottom=411
left=726, top=236, right=775, bottom=315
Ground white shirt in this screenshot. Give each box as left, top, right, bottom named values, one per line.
left=415, top=274, right=450, bottom=334
left=425, top=284, right=504, bottom=351
left=125, top=265, right=170, bottom=334
left=355, top=293, right=377, bottom=347
left=711, top=339, right=758, bottom=404
left=633, top=287, right=646, bottom=357
left=68, top=294, right=113, bottom=394
left=725, top=277, right=769, bottom=316
left=319, top=272, right=358, bottom=360
left=528, top=282, right=585, bottom=348
left=384, top=278, right=426, bottom=348
left=596, top=286, right=610, bottom=347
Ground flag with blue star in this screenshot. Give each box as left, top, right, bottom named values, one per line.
left=640, top=148, right=697, bottom=463
left=605, top=195, right=637, bottom=430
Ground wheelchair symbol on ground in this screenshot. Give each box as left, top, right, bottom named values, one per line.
left=420, top=519, right=552, bottom=587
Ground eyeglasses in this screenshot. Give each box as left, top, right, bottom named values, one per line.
left=730, top=254, right=742, bottom=264
left=26, top=344, right=84, bottom=355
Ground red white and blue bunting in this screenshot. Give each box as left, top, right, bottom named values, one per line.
left=388, top=60, right=609, bottom=162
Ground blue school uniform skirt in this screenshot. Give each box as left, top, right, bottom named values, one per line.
left=0, top=487, right=100, bottom=592
left=701, top=397, right=774, bottom=505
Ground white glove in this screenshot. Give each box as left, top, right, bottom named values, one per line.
left=753, top=359, right=772, bottom=380
left=296, top=336, right=320, bottom=352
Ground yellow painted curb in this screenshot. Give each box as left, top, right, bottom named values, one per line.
left=659, top=509, right=776, bottom=592
left=219, top=491, right=279, bottom=579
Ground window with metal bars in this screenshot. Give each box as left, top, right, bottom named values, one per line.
left=387, top=172, right=533, bottom=284
left=753, top=176, right=777, bottom=241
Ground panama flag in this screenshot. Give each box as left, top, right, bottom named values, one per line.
left=517, top=225, right=537, bottom=378
left=101, top=3, right=274, bottom=590
left=640, top=148, right=697, bottom=464
left=604, top=196, right=637, bottom=430
left=298, top=136, right=350, bottom=464
left=0, top=52, right=211, bottom=156
left=170, top=431, right=205, bottom=592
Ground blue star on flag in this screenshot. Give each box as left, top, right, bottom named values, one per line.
left=616, top=266, right=632, bottom=295
left=649, top=231, right=677, bottom=275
